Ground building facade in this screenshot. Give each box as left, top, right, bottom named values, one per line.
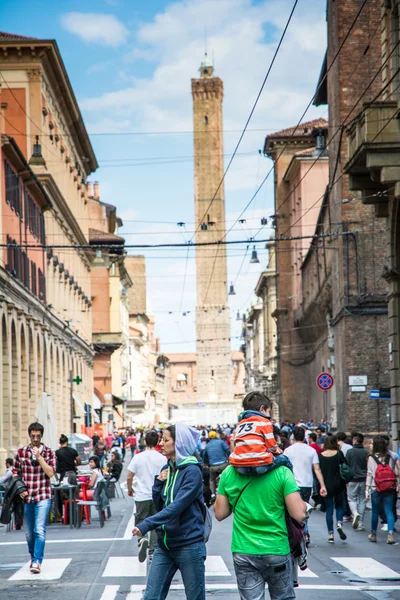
left=0, top=32, right=97, bottom=457
left=242, top=241, right=279, bottom=419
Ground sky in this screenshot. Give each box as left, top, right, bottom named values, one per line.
left=2, top=0, right=327, bottom=353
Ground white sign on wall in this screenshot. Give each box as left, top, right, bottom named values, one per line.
left=349, top=376, right=368, bottom=387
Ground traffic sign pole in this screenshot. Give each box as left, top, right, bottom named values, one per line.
left=316, top=372, right=334, bottom=428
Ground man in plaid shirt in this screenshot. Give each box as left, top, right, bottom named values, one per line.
left=13, top=422, right=56, bottom=574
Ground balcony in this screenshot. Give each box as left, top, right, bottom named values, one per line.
left=92, top=331, right=123, bottom=351
left=344, top=101, right=400, bottom=204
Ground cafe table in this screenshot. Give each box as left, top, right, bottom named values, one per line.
left=51, top=483, right=78, bottom=528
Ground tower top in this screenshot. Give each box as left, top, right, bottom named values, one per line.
left=199, top=53, right=214, bottom=78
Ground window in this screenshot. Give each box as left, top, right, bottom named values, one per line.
left=5, top=161, right=21, bottom=215
left=31, top=262, right=37, bottom=296
left=38, top=269, right=46, bottom=302
left=22, top=252, right=30, bottom=288
left=24, top=189, right=45, bottom=241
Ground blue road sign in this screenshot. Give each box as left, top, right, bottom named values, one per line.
left=370, top=390, right=380, bottom=399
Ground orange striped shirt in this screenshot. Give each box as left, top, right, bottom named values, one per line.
left=229, top=414, right=282, bottom=467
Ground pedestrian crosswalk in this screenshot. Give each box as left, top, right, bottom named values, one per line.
left=5, top=555, right=400, bottom=584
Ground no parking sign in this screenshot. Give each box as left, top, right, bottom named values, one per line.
left=316, top=372, right=334, bottom=391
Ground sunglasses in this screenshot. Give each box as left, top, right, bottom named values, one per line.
left=30, top=434, right=42, bottom=440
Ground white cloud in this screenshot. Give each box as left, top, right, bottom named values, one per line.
left=61, top=12, right=129, bottom=47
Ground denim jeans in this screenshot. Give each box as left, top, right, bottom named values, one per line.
left=144, top=542, right=206, bottom=600
left=371, top=490, right=395, bottom=534
left=236, top=455, right=293, bottom=476
left=233, top=552, right=295, bottom=600
left=325, top=491, right=345, bottom=534
left=99, top=455, right=105, bottom=469
left=299, top=487, right=312, bottom=537
left=347, top=481, right=366, bottom=522
left=24, top=498, right=51, bottom=565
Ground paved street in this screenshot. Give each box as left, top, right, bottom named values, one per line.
left=1, top=478, right=400, bottom=600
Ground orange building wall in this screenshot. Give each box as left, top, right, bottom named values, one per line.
left=91, top=266, right=110, bottom=332
left=2, top=89, right=27, bottom=157
left=1, top=155, right=45, bottom=289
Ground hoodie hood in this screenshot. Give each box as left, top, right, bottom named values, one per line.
left=238, top=409, right=271, bottom=421
left=175, top=424, right=200, bottom=465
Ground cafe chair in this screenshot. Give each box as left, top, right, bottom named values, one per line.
left=76, top=480, right=111, bottom=528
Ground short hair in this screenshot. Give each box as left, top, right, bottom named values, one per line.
left=28, top=422, right=44, bottom=436
left=6, top=458, right=13, bottom=467
left=59, top=434, right=68, bottom=445
left=145, top=431, right=159, bottom=448
left=316, top=426, right=325, bottom=433
left=372, top=436, right=388, bottom=456
left=89, top=455, right=101, bottom=469
left=336, top=432, right=347, bottom=442
left=166, top=425, right=176, bottom=441
left=353, top=433, right=364, bottom=444
left=293, top=426, right=305, bottom=442
left=280, top=430, right=288, bottom=439
left=308, top=432, right=317, bottom=443
left=242, top=392, right=272, bottom=412
left=323, top=434, right=339, bottom=451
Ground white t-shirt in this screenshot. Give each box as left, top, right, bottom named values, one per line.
left=127, top=450, right=167, bottom=501
left=284, top=442, right=319, bottom=488
left=340, top=442, right=352, bottom=457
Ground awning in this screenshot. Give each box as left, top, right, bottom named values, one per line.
left=72, top=393, right=86, bottom=414
left=93, top=393, right=102, bottom=409
left=112, top=395, right=126, bottom=406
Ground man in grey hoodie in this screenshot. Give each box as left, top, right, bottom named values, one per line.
left=346, top=433, right=369, bottom=530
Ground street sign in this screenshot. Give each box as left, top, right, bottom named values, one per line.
left=316, top=372, right=334, bottom=390
left=349, top=375, right=368, bottom=386
left=351, top=386, right=366, bottom=393
left=369, top=388, right=391, bottom=400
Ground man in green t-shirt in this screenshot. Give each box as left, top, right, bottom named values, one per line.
left=215, top=465, right=307, bottom=600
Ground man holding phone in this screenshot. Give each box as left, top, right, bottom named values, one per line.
left=13, top=422, right=56, bottom=574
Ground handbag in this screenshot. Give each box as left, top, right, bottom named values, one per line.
left=338, top=452, right=354, bottom=483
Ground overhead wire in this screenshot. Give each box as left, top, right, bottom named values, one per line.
left=191, top=0, right=299, bottom=242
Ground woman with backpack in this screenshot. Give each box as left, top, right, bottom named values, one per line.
left=319, top=434, right=348, bottom=543
left=132, top=424, right=206, bottom=600
left=366, top=436, right=398, bottom=544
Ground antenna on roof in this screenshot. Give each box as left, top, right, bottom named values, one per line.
left=204, top=26, right=208, bottom=55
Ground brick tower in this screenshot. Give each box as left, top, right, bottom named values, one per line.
left=191, top=55, right=233, bottom=406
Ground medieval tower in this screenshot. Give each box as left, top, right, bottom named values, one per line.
left=191, top=55, right=233, bottom=405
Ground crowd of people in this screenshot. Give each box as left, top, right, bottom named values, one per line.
left=1, top=394, right=400, bottom=599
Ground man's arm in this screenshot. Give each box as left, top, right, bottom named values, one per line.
left=312, top=463, right=327, bottom=496
left=214, top=493, right=232, bottom=521
left=285, top=491, right=307, bottom=522
left=75, top=450, right=82, bottom=466
left=0, top=470, right=12, bottom=485
left=38, top=449, right=55, bottom=479
left=127, top=469, right=134, bottom=497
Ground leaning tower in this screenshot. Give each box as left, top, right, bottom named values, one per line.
left=191, top=55, right=233, bottom=406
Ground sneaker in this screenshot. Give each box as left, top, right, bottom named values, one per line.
left=368, top=533, right=377, bottom=543
left=381, top=524, right=388, bottom=531
left=352, top=514, right=360, bottom=530
left=342, top=515, right=351, bottom=523
left=328, top=535, right=334, bottom=544
left=293, top=581, right=299, bottom=588
left=30, top=563, right=41, bottom=574
left=387, top=534, right=396, bottom=545
left=337, top=524, right=347, bottom=541
left=138, top=534, right=149, bottom=563
left=357, top=523, right=365, bottom=531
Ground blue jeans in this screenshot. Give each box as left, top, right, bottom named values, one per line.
left=325, top=491, right=345, bottom=534
left=24, top=499, right=51, bottom=565
left=144, top=542, right=206, bottom=600
left=371, top=491, right=395, bottom=534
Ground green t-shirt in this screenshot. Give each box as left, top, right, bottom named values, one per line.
left=217, top=465, right=299, bottom=555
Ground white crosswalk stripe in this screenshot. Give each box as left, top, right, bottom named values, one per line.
left=8, top=558, right=71, bottom=581
left=332, top=557, right=400, bottom=580
left=6, top=554, right=400, bottom=589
